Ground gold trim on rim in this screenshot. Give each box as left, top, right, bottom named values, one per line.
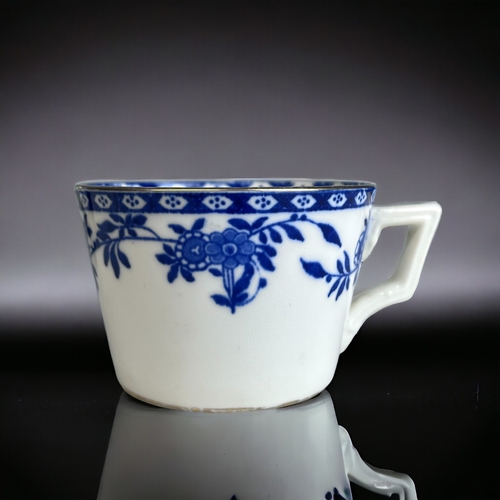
left=75, top=179, right=376, bottom=193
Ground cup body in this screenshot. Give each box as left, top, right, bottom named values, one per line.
left=76, top=180, right=375, bottom=410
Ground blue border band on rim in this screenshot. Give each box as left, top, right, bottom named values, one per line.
left=75, top=180, right=376, bottom=214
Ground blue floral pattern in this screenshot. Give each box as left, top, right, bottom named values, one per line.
left=206, top=229, right=256, bottom=269
left=84, top=213, right=367, bottom=314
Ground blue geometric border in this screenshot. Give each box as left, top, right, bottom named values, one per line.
left=76, top=188, right=376, bottom=214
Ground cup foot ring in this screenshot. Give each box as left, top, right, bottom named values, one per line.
left=121, top=386, right=323, bottom=413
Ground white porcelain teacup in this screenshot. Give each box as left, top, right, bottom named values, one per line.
left=97, top=391, right=417, bottom=500
left=76, top=179, right=441, bottom=410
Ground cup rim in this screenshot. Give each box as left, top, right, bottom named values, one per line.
left=75, top=179, right=376, bottom=192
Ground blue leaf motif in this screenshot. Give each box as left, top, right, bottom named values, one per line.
left=84, top=214, right=93, bottom=237
left=132, top=214, right=148, bottom=226
left=97, top=230, right=110, bottom=241
left=128, top=228, right=137, bottom=237
left=98, top=220, right=118, bottom=233
left=280, top=223, right=304, bottom=241
left=117, top=246, right=131, bottom=268
left=109, top=213, right=124, bottom=223
left=168, top=263, right=179, bottom=283
left=156, top=253, right=176, bottom=265
left=103, top=244, right=110, bottom=266
left=228, top=218, right=251, bottom=231
left=132, top=214, right=147, bottom=226
left=234, top=264, right=254, bottom=295
left=328, top=278, right=341, bottom=297
left=168, top=224, right=186, bottom=235
left=211, top=294, right=231, bottom=308
left=181, top=267, right=195, bottom=282
left=343, top=251, right=351, bottom=273
left=191, top=218, right=205, bottom=231
left=317, top=223, right=341, bottom=246
left=259, top=278, right=267, bottom=288
left=163, top=244, right=175, bottom=257
left=354, top=219, right=368, bottom=266
left=251, top=217, right=268, bottom=230
left=256, top=252, right=275, bottom=271
left=269, top=228, right=282, bottom=243
left=259, top=245, right=277, bottom=257
left=301, top=259, right=328, bottom=278
left=336, top=278, right=346, bottom=299
left=259, top=231, right=268, bottom=244
left=110, top=244, right=120, bottom=278
left=235, top=292, right=249, bottom=304
left=337, top=260, right=344, bottom=274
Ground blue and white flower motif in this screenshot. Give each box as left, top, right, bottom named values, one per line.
left=328, top=193, right=347, bottom=208
left=291, top=194, right=316, bottom=210
left=122, top=194, right=147, bottom=210
left=205, top=229, right=255, bottom=269
left=354, top=190, right=367, bottom=205
left=79, top=192, right=90, bottom=208
left=175, top=231, right=211, bottom=271
left=202, top=195, right=233, bottom=211
left=159, top=195, right=188, bottom=211
left=247, top=195, right=278, bottom=211
left=94, top=194, right=112, bottom=209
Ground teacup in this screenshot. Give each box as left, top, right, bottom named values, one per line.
left=75, top=179, right=441, bottom=410
left=97, top=391, right=417, bottom=500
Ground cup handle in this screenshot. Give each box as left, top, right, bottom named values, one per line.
left=339, top=426, right=418, bottom=500
left=341, top=202, right=442, bottom=353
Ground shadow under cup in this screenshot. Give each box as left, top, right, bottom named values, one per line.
left=75, top=179, right=440, bottom=411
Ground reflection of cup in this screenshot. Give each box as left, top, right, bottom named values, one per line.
left=76, top=180, right=441, bottom=410
left=98, top=391, right=417, bottom=500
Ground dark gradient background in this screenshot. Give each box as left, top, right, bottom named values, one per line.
left=0, top=2, right=499, bottom=499
left=1, top=0, right=498, bottom=330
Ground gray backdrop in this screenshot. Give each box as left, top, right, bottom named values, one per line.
left=1, top=3, right=498, bottom=332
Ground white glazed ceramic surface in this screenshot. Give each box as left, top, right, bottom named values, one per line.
left=76, top=180, right=441, bottom=410
left=97, top=391, right=417, bottom=500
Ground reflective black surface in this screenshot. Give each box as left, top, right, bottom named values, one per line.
left=1, top=318, right=498, bottom=499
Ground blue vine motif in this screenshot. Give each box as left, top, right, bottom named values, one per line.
left=86, top=213, right=367, bottom=313
left=300, top=219, right=367, bottom=299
